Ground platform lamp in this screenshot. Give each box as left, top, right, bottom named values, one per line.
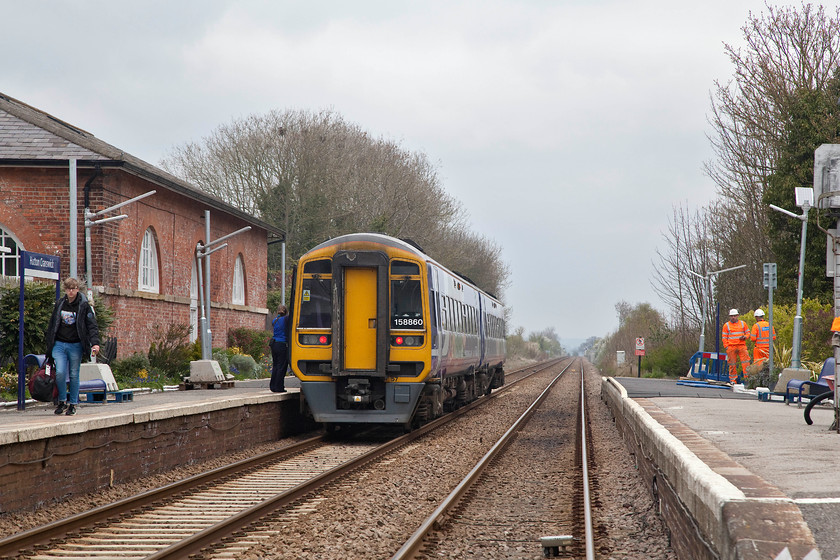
left=689, top=264, right=747, bottom=354
left=769, top=187, right=813, bottom=369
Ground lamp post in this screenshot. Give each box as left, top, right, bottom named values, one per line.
left=769, top=187, right=813, bottom=369
left=85, top=190, right=156, bottom=301
left=689, top=264, right=747, bottom=353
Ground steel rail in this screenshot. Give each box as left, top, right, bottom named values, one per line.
left=580, top=358, right=595, bottom=560
left=147, top=358, right=566, bottom=559
left=0, top=435, right=325, bottom=557
left=390, top=357, right=575, bottom=560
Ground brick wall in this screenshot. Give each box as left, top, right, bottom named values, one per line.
left=0, top=166, right=270, bottom=358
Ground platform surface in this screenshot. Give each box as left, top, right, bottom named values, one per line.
left=0, top=376, right=300, bottom=443
left=613, top=376, right=840, bottom=559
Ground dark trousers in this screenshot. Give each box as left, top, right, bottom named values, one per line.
left=269, top=339, right=289, bottom=392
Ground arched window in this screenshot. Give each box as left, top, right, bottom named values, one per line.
left=0, top=225, right=21, bottom=277
left=138, top=227, right=159, bottom=293
left=232, top=254, right=245, bottom=305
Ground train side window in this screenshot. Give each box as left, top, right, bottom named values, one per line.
left=299, top=277, right=332, bottom=328
left=441, top=297, right=448, bottom=330
left=429, top=290, right=437, bottom=329
left=303, top=259, right=331, bottom=274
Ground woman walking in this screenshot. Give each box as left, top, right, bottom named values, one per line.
left=46, top=277, right=100, bottom=416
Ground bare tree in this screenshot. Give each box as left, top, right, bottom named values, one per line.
left=161, top=108, right=510, bottom=297
left=652, top=204, right=720, bottom=336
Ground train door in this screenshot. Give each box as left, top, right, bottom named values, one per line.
left=332, top=250, right=389, bottom=376
left=344, top=267, right=377, bottom=370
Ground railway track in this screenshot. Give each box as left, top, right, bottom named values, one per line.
left=390, top=357, right=596, bottom=559
left=0, top=360, right=561, bottom=559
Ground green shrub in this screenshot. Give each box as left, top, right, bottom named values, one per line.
left=229, top=353, right=259, bottom=378
left=148, top=323, right=192, bottom=377
left=0, top=280, right=55, bottom=362
left=643, top=344, right=694, bottom=378
left=0, top=362, right=18, bottom=396
left=111, top=352, right=151, bottom=381
left=227, top=327, right=270, bottom=361
left=267, top=289, right=291, bottom=317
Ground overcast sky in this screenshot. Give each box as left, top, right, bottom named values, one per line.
left=3, top=0, right=814, bottom=348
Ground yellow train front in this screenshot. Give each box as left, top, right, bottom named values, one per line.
left=290, top=233, right=505, bottom=429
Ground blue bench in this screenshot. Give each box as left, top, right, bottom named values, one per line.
left=80, top=379, right=108, bottom=402
left=787, top=358, right=834, bottom=406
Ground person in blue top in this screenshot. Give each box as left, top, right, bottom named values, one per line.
left=270, top=304, right=290, bottom=393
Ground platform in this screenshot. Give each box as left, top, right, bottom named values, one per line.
left=0, top=377, right=299, bottom=444
left=604, top=376, right=840, bottom=560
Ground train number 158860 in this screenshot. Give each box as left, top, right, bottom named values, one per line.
left=392, top=317, right=424, bottom=327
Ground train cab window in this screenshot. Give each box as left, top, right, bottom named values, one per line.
left=391, top=260, right=420, bottom=276
left=299, top=261, right=332, bottom=328
left=391, top=260, right=423, bottom=329
left=303, top=259, right=332, bottom=274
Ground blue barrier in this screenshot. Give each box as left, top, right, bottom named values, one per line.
left=688, top=351, right=729, bottom=383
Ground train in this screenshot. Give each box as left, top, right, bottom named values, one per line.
left=289, top=233, right=506, bottom=429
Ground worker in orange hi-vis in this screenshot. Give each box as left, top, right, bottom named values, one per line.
left=722, top=308, right=751, bottom=384
left=750, top=308, right=776, bottom=363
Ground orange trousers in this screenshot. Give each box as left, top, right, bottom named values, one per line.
left=753, top=345, right=770, bottom=363
left=726, top=345, right=750, bottom=383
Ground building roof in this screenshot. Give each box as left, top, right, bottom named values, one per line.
left=0, top=92, right=282, bottom=237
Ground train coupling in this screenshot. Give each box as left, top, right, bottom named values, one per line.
left=345, top=378, right=371, bottom=404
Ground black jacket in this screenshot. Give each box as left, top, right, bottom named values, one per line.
left=45, top=293, right=100, bottom=359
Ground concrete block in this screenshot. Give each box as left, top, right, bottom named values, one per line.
left=775, top=368, right=812, bottom=394
left=188, top=360, right=226, bottom=383
left=80, top=363, right=119, bottom=391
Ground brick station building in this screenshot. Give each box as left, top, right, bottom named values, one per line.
left=0, top=92, right=281, bottom=359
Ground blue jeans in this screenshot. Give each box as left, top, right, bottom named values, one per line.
left=52, top=340, right=82, bottom=405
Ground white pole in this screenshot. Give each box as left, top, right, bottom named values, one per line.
left=203, top=210, right=212, bottom=360
left=69, top=158, right=77, bottom=278
left=281, top=241, right=286, bottom=306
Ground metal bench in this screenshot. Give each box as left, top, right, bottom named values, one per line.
left=786, top=358, right=833, bottom=406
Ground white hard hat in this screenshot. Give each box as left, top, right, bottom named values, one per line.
left=729, top=308, right=739, bottom=316
left=754, top=309, right=765, bottom=317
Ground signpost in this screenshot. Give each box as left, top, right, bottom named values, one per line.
left=635, top=338, right=645, bottom=378
left=17, top=251, right=61, bottom=411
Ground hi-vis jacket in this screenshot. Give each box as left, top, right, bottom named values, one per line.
left=722, top=319, right=750, bottom=348
left=750, top=320, right=776, bottom=347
